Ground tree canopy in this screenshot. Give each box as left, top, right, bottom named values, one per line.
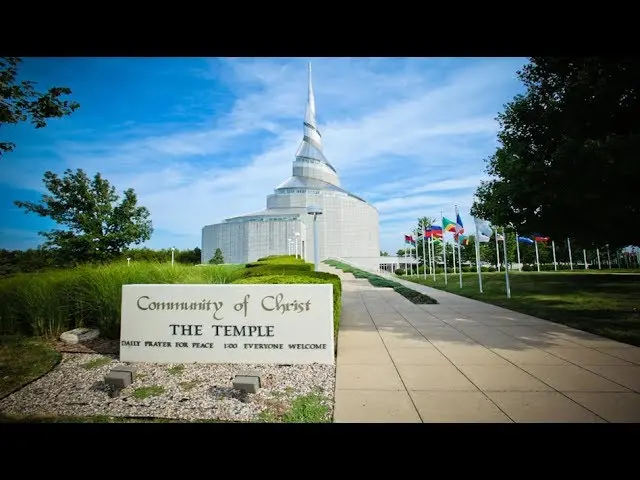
left=1, top=57, right=80, bottom=158
left=471, top=57, right=640, bottom=249
left=14, top=168, right=153, bottom=263
left=209, top=248, right=224, bottom=265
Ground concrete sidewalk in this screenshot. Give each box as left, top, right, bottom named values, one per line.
left=321, top=263, right=640, bottom=423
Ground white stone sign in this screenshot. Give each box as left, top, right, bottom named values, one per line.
left=120, top=284, right=334, bottom=365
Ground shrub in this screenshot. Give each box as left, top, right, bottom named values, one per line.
left=255, top=255, right=307, bottom=265
left=328, top=261, right=438, bottom=305
left=393, top=286, right=438, bottom=304
left=241, top=264, right=313, bottom=278
left=368, top=277, right=398, bottom=288
left=232, top=273, right=342, bottom=338
left=394, top=268, right=405, bottom=275
left=352, top=271, right=371, bottom=279
left=0, top=262, right=246, bottom=338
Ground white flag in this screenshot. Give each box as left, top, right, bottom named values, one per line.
left=496, top=233, right=505, bottom=241
left=474, top=218, right=493, bottom=241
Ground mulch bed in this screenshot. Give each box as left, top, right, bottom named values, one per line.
left=52, top=338, right=119, bottom=355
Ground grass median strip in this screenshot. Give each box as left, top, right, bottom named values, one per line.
left=323, top=260, right=437, bottom=304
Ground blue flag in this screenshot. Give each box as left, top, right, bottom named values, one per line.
left=517, top=236, right=534, bottom=245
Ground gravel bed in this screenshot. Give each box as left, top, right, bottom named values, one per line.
left=0, top=353, right=335, bottom=422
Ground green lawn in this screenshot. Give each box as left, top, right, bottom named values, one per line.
left=402, top=271, right=640, bottom=347
left=0, top=335, right=61, bottom=399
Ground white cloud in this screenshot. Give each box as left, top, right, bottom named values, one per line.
left=1, top=57, right=527, bottom=255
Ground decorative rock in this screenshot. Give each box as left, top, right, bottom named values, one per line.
left=111, top=364, right=138, bottom=382
left=60, top=328, right=100, bottom=345
left=105, top=370, right=132, bottom=390
left=239, top=370, right=262, bottom=387
left=233, top=376, right=260, bottom=394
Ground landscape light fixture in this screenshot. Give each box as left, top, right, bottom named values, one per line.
left=307, top=206, right=323, bottom=271
left=127, top=257, right=131, bottom=266
left=295, top=231, right=300, bottom=259
left=171, top=247, right=175, bottom=266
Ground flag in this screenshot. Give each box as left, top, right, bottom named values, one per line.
left=533, top=234, right=550, bottom=242
left=476, top=233, right=491, bottom=243
left=518, top=236, right=535, bottom=245
left=475, top=218, right=493, bottom=238
left=456, top=212, right=465, bottom=234
left=454, top=232, right=469, bottom=244
left=443, top=217, right=458, bottom=232
left=424, top=226, right=432, bottom=238
left=496, top=233, right=505, bottom=241
left=431, top=225, right=443, bottom=238
left=404, top=234, right=416, bottom=245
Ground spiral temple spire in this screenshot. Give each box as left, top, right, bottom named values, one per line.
left=295, top=62, right=336, bottom=173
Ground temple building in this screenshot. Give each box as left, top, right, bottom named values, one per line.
left=201, top=63, right=380, bottom=269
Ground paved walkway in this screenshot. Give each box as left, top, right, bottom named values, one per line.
left=320, top=263, right=640, bottom=423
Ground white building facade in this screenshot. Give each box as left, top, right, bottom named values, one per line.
left=201, top=64, right=380, bottom=268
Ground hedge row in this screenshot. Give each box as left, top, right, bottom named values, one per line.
left=0, top=262, right=246, bottom=338
left=232, top=256, right=342, bottom=338
left=0, top=256, right=343, bottom=342
left=324, top=260, right=437, bottom=304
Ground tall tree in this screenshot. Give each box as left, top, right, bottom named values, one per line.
left=1, top=57, right=80, bottom=158
left=14, top=168, right=153, bottom=264
left=209, top=248, right=224, bottom=265
left=472, top=57, right=640, bottom=248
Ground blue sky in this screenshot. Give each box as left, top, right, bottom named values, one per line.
left=1, top=57, right=528, bottom=255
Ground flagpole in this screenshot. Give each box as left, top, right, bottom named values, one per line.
left=411, top=232, right=419, bottom=276
left=404, top=237, right=408, bottom=274
left=455, top=205, right=463, bottom=288
left=429, top=236, right=433, bottom=279
left=407, top=236, right=413, bottom=276
left=422, top=228, right=427, bottom=280
left=583, top=249, right=588, bottom=270
left=431, top=236, right=436, bottom=281
left=413, top=235, right=417, bottom=277
left=502, top=227, right=511, bottom=298
left=567, top=238, right=573, bottom=270
left=407, top=236, right=412, bottom=276
left=494, top=228, right=501, bottom=272
left=552, top=240, right=557, bottom=270
left=596, top=248, right=601, bottom=269
left=606, top=244, right=612, bottom=269
left=458, top=235, right=463, bottom=289
left=452, top=236, right=456, bottom=275
left=441, top=211, right=448, bottom=285
left=534, top=239, right=540, bottom=272
left=515, top=231, right=521, bottom=267
left=409, top=235, right=418, bottom=277
left=474, top=219, right=483, bottom=293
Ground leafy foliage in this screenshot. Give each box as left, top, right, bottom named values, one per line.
left=1, top=57, right=80, bottom=157
left=233, top=259, right=342, bottom=339
left=209, top=248, right=224, bottom=265
left=471, top=57, right=640, bottom=248
left=0, top=262, right=245, bottom=338
left=14, top=168, right=153, bottom=264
